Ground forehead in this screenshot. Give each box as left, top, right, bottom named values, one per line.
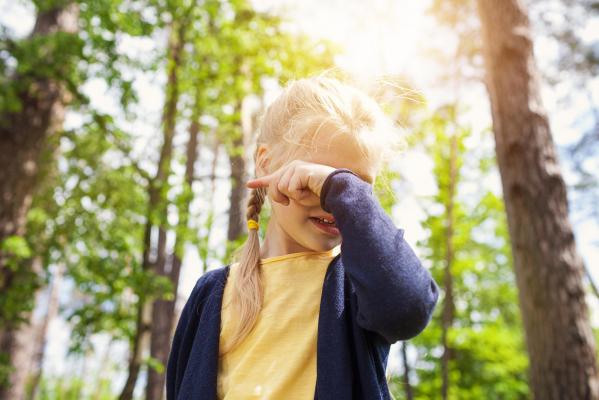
left=300, top=132, right=377, bottom=184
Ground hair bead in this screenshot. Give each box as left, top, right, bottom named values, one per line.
left=247, top=219, right=259, bottom=230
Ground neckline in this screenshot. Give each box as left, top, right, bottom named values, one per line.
left=259, top=247, right=339, bottom=265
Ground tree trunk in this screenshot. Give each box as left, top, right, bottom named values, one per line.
left=0, top=4, right=78, bottom=398
left=146, top=91, right=202, bottom=400
left=227, top=108, right=247, bottom=244
left=118, top=299, right=152, bottom=400
left=227, top=96, right=258, bottom=246
left=401, top=342, right=413, bottom=400
left=198, top=136, right=221, bottom=269
left=0, top=257, right=43, bottom=400
left=441, top=134, right=458, bottom=400
left=476, top=1, right=599, bottom=398
left=24, top=262, right=64, bottom=400
left=119, top=19, right=185, bottom=400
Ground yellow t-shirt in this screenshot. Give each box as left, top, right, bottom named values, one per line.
left=217, top=246, right=341, bottom=399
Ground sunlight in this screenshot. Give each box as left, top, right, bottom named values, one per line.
left=252, top=0, right=439, bottom=84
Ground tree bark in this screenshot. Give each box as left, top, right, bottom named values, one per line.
left=476, top=1, right=599, bottom=398
left=227, top=96, right=259, bottom=247
left=198, top=136, right=221, bottom=270
left=0, top=4, right=78, bottom=399
left=227, top=101, right=247, bottom=244
left=401, top=342, right=413, bottom=400
left=24, top=262, right=64, bottom=400
left=0, top=257, right=42, bottom=400
left=119, top=19, right=185, bottom=400
left=146, top=90, right=202, bottom=400
left=441, top=134, right=458, bottom=400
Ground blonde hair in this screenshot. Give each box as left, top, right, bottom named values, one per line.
left=219, top=74, right=405, bottom=356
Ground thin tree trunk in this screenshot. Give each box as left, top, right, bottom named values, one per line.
left=441, top=134, right=458, bottom=400
left=0, top=5, right=78, bottom=398
left=146, top=88, right=202, bottom=400
left=118, top=298, right=152, bottom=400
left=476, top=1, right=599, bottom=398
left=401, top=342, right=413, bottom=400
left=119, top=19, right=185, bottom=400
left=25, top=262, right=64, bottom=400
left=227, top=102, right=247, bottom=244
left=198, top=136, right=221, bottom=270
left=227, top=95, right=258, bottom=247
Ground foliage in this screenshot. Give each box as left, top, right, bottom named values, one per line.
left=1, top=0, right=340, bottom=393
left=389, top=103, right=530, bottom=399
left=3, top=0, right=595, bottom=397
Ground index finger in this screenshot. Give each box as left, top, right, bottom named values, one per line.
left=246, top=174, right=271, bottom=188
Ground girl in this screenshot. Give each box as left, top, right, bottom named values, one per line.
left=166, top=76, right=440, bottom=399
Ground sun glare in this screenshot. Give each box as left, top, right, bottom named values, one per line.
left=251, top=0, right=439, bottom=85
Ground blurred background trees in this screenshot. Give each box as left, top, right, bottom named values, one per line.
left=0, top=0, right=598, bottom=399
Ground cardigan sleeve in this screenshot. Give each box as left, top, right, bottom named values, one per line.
left=320, top=168, right=440, bottom=344
left=166, top=273, right=208, bottom=400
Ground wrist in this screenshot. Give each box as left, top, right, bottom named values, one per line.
left=319, top=168, right=366, bottom=212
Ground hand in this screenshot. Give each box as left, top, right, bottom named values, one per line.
left=246, top=160, right=336, bottom=206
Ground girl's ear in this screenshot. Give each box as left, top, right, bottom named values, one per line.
left=255, top=145, right=270, bottom=176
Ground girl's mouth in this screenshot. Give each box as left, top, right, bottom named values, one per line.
left=309, top=217, right=340, bottom=236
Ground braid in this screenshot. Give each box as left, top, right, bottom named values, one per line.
left=220, top=185, right=267, bottom=356
left=246, top=186, right=267, bottom=223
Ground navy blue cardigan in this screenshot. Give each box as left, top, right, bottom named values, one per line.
left=166, top=168, right=440, bottom=399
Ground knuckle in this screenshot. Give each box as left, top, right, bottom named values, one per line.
left=269, top=187, right=278, bottom=198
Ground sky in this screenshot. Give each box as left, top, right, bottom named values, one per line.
left=2, top=0, right=599, bottom=394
